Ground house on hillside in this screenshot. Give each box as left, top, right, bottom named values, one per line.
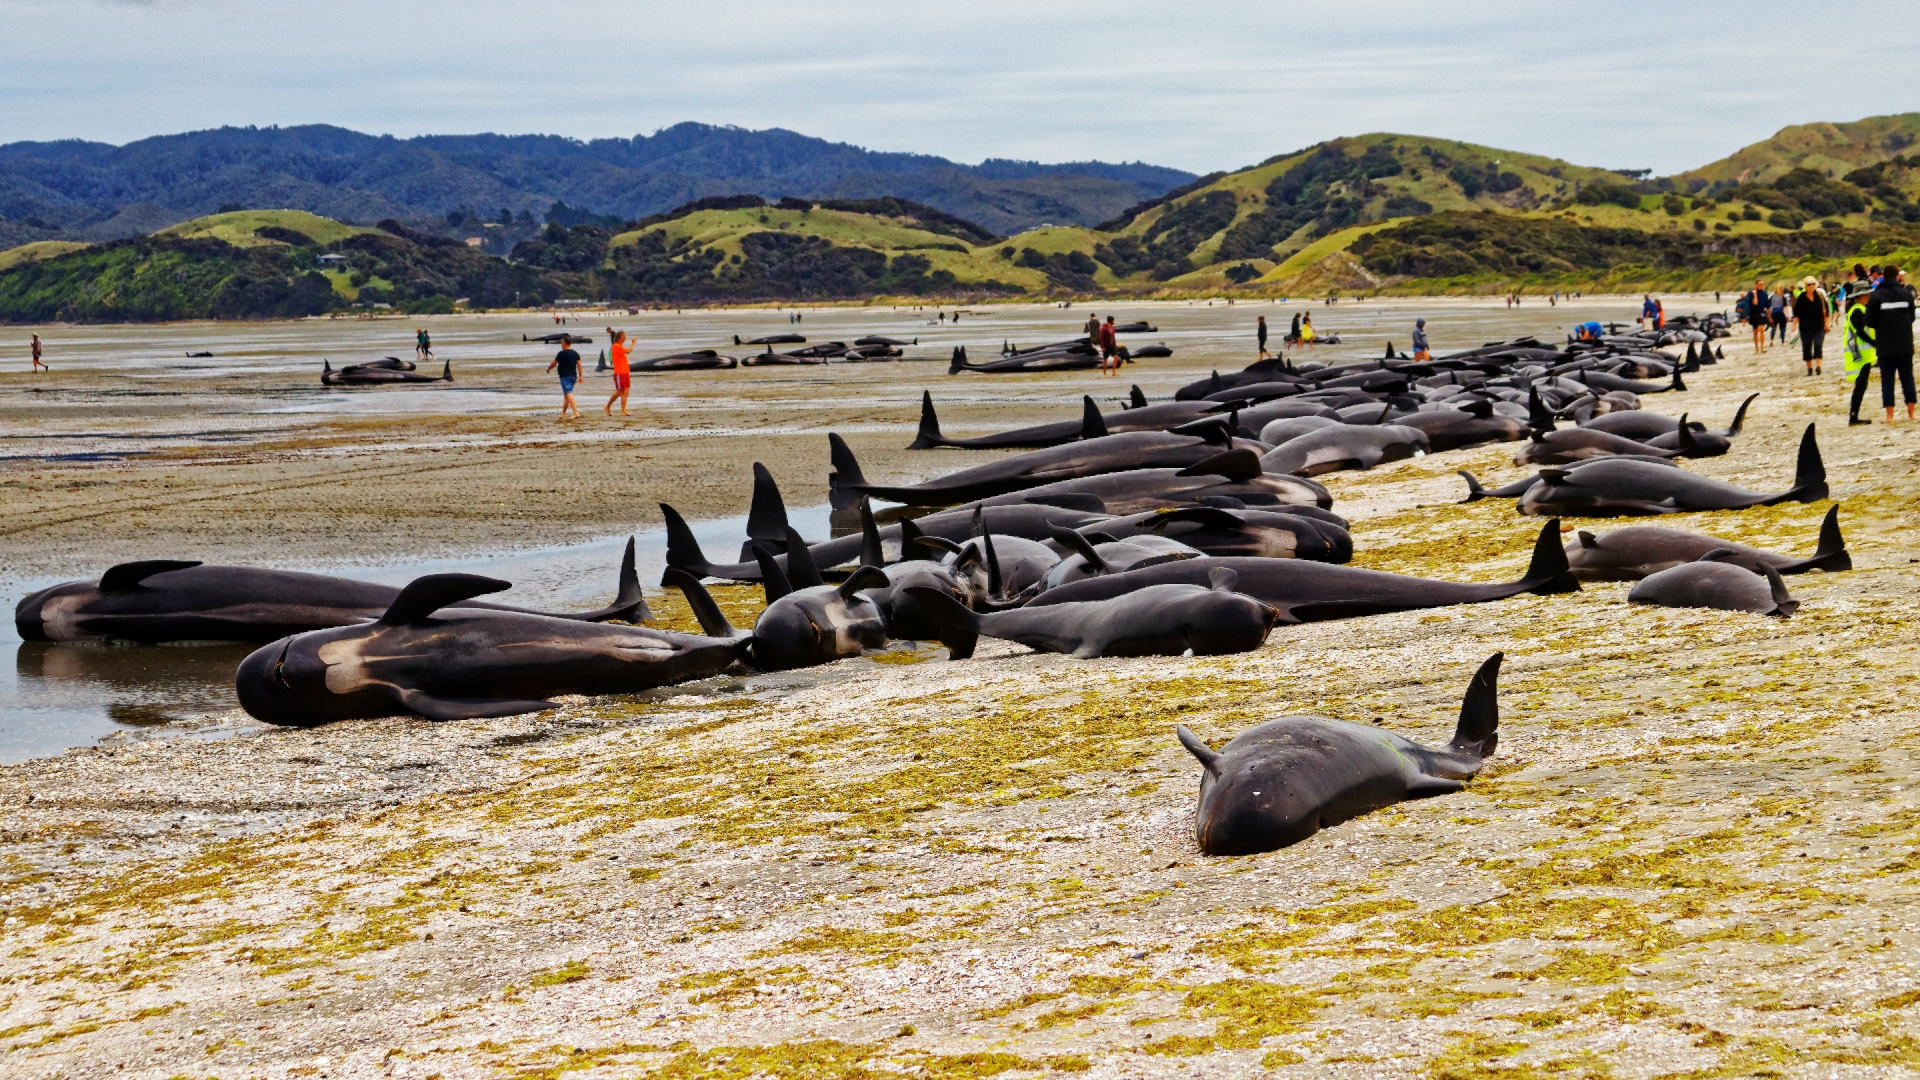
left=315, top=253, right=349, bottom=268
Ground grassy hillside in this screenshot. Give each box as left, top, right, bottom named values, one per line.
left=153, top=209, right=376, bottom=248
left=0, top=240, right=88, bottom=272
left=1678, top=113, right=1920, bottom=188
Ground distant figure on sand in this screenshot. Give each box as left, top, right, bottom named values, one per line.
left=31, top=333, right=46, bottom=372
left=1257, top=316, right=1270, bottom=359
left=547, top=334, right=582, bottom=421
left=1099, top=316, right=1120, bottom=377
left=1084, top=312, right=1100, bottom=345
left=415, top=328, right=432, bottom=360
left=605, top=329, right=632, bottom=417
left=1412, top=318, right=1430, bottom=361
left=1791, top=277, right=1828, bottom=377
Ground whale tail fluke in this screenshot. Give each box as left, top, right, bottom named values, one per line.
left=1762, top=564, right=1799, bottom=617
left=1668, top=362, right=1686, bottom=392
left=902, top=585, right=981, bottom=660
left=1175, top=725, right=1222, bottom=779
left=660, top=502, right=719, bottom=582
left=1795, top=504, right=1853, bottom=574
left=909, top=391, right=945, bottom=449
left=828, top=433, right=867, bottom=511
left=1444, top=652, right=1503, bottom=764
left=1770, top=423, right=1828, bottom=504
left=949, top=346, right=967, bottom=375
left=1723, top=392, right=1758, bottom=438
left=1458, top=470, right=1490, bottom=502
left=579, top=536, right=650, bottom=623
left=662, top=568, right=744, bottom=641
left=1519, top=519, right=1582, bottom=595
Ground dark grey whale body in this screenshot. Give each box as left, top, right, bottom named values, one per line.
left=16, top=543, right=646, bottom=644
left=233, top=574, right=740, bottom=726
left=1026, top=521, right=1577, bottom=621
left=1566, top=506, right=1849, bottom=581
left=906, top=567, right=1276, bottom=660
left=1519, top=424, right=1827, bottom=517
left=1627, top=555, right=1799, bottom=616
left=1178, top=653, right=1503, bottom=855
left=323, top=359, right=451, bottom=386
left=632, top=350, right=738, bottom=371
left=908, top=392, right=1213, bottom=450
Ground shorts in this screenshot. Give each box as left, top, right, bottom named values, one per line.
left=1101, top=346, right=1117, bottom=359
left=612, top=371, right=631, bottom=391
left=559, top=375, right=577, bottom=394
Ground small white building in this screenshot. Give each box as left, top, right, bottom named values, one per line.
left=315, top=253, right=349, bottom=268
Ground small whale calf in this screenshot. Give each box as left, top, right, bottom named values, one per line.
left=1178, top=653, right=1505, bottom=855
left=1628, top=553, right=1799, bottom=617
left=1566, top=506, right=1849, bottom=581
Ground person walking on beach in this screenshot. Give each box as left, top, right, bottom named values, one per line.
left=1844, top=286, right=1877, bottom=425
left=1770, top=287, right=1789, bottom=345
left=1084, top=312, right=1100, bottom=345
left=604, top=329, right=633, bottom=417
left=1742, top=279, right=1770, bottom=353
left=547, top=334, right=582, bottom=421
left=1288, top=311, right=1302, bottom=344
left=1298, top=313, right=1317, bottom=347
left=1866, top=264, right=1917, bottom=424
left=1792, top=277, right=1828, bottom=377
left=30, top=333, right=46, bottom=372
left=1257, top=316, right=1271, bottom=359
left=1412, top=318, right=1430, bottom=361
left=1099, top=316, right=1120, bottom=377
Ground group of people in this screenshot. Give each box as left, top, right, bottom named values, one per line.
left=1737, top=267, right=1915, bottom=424
left=1080, top=314, right=1124, bottom=376
left=1255, top=312, right=1318, bottom=354
left=542, top=328, right=634, bottom=421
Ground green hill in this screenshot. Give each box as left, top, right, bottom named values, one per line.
left=0, top=240, right=88, bottom=272
left=154, top=209, right=377, bottom=248
left=1677, top=113, right=1920, bottom=188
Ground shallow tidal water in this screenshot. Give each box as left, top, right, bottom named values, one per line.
left=0, top=294, right=1708, bottom=760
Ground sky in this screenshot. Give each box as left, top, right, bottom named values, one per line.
left=4, top=0, right=1917, bottom=176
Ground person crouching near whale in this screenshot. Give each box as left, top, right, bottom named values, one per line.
left=546, top=334, right=582, bottom=421
left=605, top=329, right=633, bottom=417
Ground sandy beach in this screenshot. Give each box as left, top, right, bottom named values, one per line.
left=6, top=297, right=1920, bottom=1079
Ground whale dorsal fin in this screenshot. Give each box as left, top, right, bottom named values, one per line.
left=782, top=527, right=825, bottom=589
left=859, top=498, right=884, bottom=568
left=1081, top=397, right=1109, bottom=440
left=1576, top=530, right=1598, bottom=549
left=1130, top=385, right=1149, bottom=408
left=753, top=545, right=792, bottom=603
left=1175, top=448, right=1262, bottom=483
left=1176, top=725, right=1222, bottom=778
left=1697, top=547, right=1738, bottom=563
left=917, top=535, right=964, bottom=556
left=380, top=573, right=512, bottom=624
left=99, top=560, right=203, bottom=592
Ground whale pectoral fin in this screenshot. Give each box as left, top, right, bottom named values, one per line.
left=1176, top=725, right=1222, bottom=778
left=1405, top=775, right=1467, bottom=799
left=396, top=690, right=557, bottom=722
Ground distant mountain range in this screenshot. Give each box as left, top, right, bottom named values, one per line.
left=0, top=123, right=1196, bottom=248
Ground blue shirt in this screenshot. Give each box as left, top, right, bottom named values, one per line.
left=1575, top=321, right=1603, bottom=341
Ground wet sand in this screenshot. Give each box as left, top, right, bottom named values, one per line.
left=6, top=298, right=1920, bottom=1079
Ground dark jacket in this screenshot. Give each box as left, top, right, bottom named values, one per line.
left=1866, top=282, right=1917, bottom=357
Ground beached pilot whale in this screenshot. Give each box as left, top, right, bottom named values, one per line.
left=908, top=392, right=1214, bottom=450
left=1518, top=423, right=1828, bottom=517
left=1565, top=505, right=1850, bottom=581
left=906, top=566, right=1276, bottom=660
left=1178, top=653, right=1504, bottom=855
left=16, top=540, right=646, bottom=644
left=744, top=531, right=892, bottom=670
left=233, top=573, right=743, bottom=725
left=631, top=349, right=739, bottom=372
left=323, top=359, right=451, bottom=386
left=525, top=333, right=594, bottom=344
left=854, top=335, right=917, bottom=346
left=734, top=333, right=806, bottom=346
left=1027, top=521, right=1577, bottom=623
left=1627, top=553, right=1800, bottom=617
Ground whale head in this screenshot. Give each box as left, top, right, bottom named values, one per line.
left=235, top=631, right=359, bottom=726
left=750, top=582, right=890, bottom=671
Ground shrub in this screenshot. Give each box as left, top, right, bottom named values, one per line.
left=1662, top=194, right=1686, bottom=216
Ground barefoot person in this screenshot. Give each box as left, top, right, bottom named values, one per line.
left=1098, top=316, right=1120, bottom=377
left=604, top=328, right=632, bottom=416
left=546, top=334, right=582, bottom=421
left=30, top=333, right=47, bottom=372
left=1257, top=315, right=1271, bottom=360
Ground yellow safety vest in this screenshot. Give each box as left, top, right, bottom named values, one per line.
left=1844, top=299, right=1876, bottom=379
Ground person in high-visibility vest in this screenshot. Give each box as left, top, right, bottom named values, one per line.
left=1844, top=293, right=1878, bottom=425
